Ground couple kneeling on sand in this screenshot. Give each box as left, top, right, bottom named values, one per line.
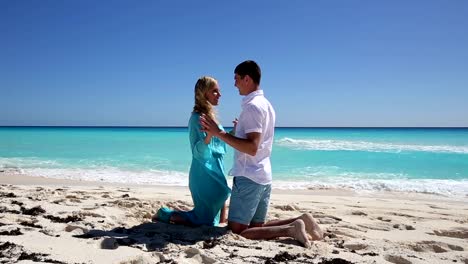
left=152, top=60, right=323, bottom=248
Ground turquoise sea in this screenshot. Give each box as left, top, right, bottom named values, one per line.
left=1, top=127, right=467, bottom=197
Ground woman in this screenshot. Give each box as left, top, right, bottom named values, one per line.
left=154, top=76, right=231, bottom=226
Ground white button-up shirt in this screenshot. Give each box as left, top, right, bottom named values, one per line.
left=229, top=90, right=276, bottom=185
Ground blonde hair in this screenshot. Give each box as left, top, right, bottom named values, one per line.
left=193, top=76, right=218, bottom=122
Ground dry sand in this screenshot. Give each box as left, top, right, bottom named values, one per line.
left=1, top=173, right=467, bottom=264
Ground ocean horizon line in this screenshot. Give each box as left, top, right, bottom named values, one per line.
left=1, top=125, right=468, bottom=129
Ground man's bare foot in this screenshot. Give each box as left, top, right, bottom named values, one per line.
left=299, top=213, right=323, bottom=240
left=288, top=219, right=311, bottom=248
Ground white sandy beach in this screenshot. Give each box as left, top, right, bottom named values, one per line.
left=1, top=173, right=467, bottom=264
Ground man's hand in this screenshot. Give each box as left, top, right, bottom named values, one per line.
left=200, top=114, right=223, bottom=136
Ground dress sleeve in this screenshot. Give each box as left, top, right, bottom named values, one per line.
left=210, top=125, right=227, bottom=156
left=189, top=114, right=212, bottom=161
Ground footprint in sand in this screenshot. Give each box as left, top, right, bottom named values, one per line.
left=350, top=210, right=367, bottom=216
left=64, top=224, right=89, bottom=235
left=77, top=211, right=105, bottom=218
left=119, top=256, right=155, bottom=264
left=385, top=255, right=412, bottom=264
left=346, top=204, right=365, bottom=208
left=19, top=220, right=42, bottom=229
left=455, top=218, right=468, bottom=224
left=0, top=241, right=60, bottom=262
left=427, top=204, right=448, bottom=210
left=0, top=227, right=22, bottom=236
left=342, top=241, right=368, bottom=251
left=52, top=198, right=66, bottom=204
left=377, top=216, right=392, bottom=222
left=11, top=200, right=23, bottom=207
left=390, top=212, right=421, bottom=220
left=318, top=217, right=341, bottom=225
left=408, top=240, right=464, bottom=253
left=315, top=213, right=342, bottom=223
left=357, top=223, right=393, bottom=231
left=432, top=227, right=468, bottom=239
left=113, top=200, right=137, bottom=208
left=338, top=224, right=367, bottom=233
left=330, top=229, right=360, bottom=239
left=184, top=248, right=216, bottom=264
left=20, top=205, right=46, bottom=216
left=0, top=192, right=17, bottom=198
left=39, top=228, right=59, bottom=237
left=44, top=214, right=83, bottom=223
left=68, top=198, right=83, bottom=203
left=273, top=204, right=300, bottom=211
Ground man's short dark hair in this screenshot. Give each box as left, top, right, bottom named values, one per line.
left=234, top=60, right=261, bottom=85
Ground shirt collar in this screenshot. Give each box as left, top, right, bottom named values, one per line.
left=242, top=90, right=264, bottom=105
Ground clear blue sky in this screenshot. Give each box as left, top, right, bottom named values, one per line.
left=2, top=1, right=467, bottom=127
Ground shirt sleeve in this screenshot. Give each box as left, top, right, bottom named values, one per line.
left=189, top=114, right=212, bottom=161
left=243, top=104, right=264, bottom=134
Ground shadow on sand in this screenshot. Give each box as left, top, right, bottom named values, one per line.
left=74, top=221, right=228, bottom=251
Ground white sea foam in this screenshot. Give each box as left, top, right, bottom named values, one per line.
left=276, top=138, right=468, bottom=154
left=14, top=167, right=190, bottom=186
left=272, top=178, right=468, bottom=197
left=0, top=157, right=61, bottom=169
left=2, top=166, right=465, bottom=197
left=290, top=167, right=410, bottom=180
left=2, top=157, right=467, bottom=197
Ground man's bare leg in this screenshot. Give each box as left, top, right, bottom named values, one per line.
left=263, top=213, right=323, bottom=240
left=239, top=219, right=310, bottom=248
left=219, top=203, right=228, bottom=224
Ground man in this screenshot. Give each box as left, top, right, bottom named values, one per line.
left=200, top=60, right=322, bottom=248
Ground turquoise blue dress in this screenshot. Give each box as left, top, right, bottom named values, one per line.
left=170, top=112, right=231, bottom=226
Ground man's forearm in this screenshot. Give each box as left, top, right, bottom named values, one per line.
left=217, top=131, right=258, bottom=156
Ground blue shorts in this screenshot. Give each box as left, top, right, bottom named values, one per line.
left=228, top=176, right=272, bottom=225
